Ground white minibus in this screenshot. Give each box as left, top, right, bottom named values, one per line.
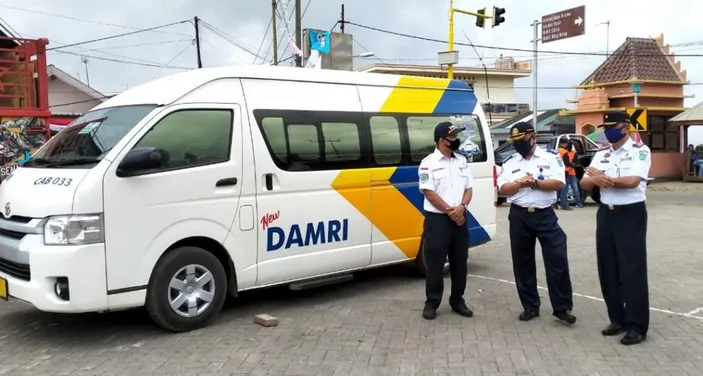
left=0, top=66, right=496, bottom=332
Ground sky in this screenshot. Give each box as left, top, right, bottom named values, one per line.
left=3, top=0, right=703, bottom=142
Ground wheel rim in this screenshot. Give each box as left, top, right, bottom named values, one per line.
left=168, top=264, right=216, bottom=318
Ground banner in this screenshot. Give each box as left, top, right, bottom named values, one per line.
left=309, top=30, right=330, bottom=54
left=0, top=117, right=47, bottom=181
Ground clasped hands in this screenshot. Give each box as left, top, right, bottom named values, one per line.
left=445, top=205, right=466, bottom=226
left=586, top=167, right=614, bottom=188
left=514, top=172, right=537, bottom=189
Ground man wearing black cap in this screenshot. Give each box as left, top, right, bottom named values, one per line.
left=497, top=122, right=576, bottom=325
left=580, top=111, right=651, bottom=346
left=417, top=121, right=474, bottom=320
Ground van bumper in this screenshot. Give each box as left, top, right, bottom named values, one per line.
left=0, top=238, right=108, bottom=313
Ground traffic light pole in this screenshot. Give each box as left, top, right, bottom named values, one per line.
left=530, top=20, right=541, bottom=130
left=447, top=0, right=492, bottom=79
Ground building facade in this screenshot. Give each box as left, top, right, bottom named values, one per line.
left=356, top=57, right=531, bottom=126
left=47, top=64, right=106, bottom=115
left=562, top=34, right=690, bottom=179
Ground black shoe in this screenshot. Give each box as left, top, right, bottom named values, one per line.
left=562, top=205, right=573, bottom=210
left=620, top=331, right=646, bottom=345
left=601, top=323, right=625, bottom=336
left=422, top=306, right=437, bottom=320
left=553, top=310, right=577, bottom=324
left=518, top=310, right=540, bottom=321
left=451, top=304, right=474, bottom=318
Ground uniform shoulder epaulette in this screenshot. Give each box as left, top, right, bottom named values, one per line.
left=503, top=153, right=517, bottom=163
left=597, top=146, right=610, bottom=151
left=633, top=142, right=644, bottom=148
left=545, top=148, right=558, bottom=155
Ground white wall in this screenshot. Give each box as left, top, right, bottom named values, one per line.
left=471, top=75, right=517, bottom=104
left=48, top=79, right=102, bottom=114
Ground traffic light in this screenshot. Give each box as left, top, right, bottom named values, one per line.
left=493, top=7, right=506, bottom=27
left=475, top=8, right=486, bottom=28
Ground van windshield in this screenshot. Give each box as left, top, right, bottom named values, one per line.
left=25, top=105, right=157, bottom=168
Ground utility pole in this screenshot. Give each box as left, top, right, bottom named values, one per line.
left=80, top=56, right=90, bottom=86
left=530, top=19, right=541, bottom=130
left=340, top=4, right=345, bottom=33
left=272, top=0, right=279, bottom=64
left=294, top=0, right=302, bottom=67
left=194, top=16, right=203, bottom=68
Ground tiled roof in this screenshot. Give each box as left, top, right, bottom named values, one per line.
left=579, top=37, right=684, bottom=85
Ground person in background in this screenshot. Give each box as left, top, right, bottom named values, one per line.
left=690, top=144, right=703, bottom=177
left=557, top=139, right=583, bottom=210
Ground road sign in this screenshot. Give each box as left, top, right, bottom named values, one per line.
left=626, top=107, right=648, bottom=131
left=632, top=83, right=642, bottom=93
left=540, top=5, right=586, bottom=44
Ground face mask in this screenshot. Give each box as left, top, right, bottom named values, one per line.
left=444, top=138, right=461, bottom=151
left=513, top=140, right=533, bottom=157
left=604, top=127, right=627, bottom=143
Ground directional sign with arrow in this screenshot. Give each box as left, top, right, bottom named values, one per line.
left=541, top=5, right=586, bottom=44
left=626, top=107, right=648, bottom=132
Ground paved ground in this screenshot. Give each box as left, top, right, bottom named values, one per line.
left=1, top=192, right=703, bottom=376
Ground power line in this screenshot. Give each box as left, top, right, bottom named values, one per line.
left=344, top=21, right=703, bottom=58
left=53, top=50, right=191, bottom=69
left=197, top=19, right=265, bottom=61
left=89, top=39, right=194, bottom=51
left=0, top=4, right=192, bottom=37
left=253, top=9, right=274, bottom=64
left=47, top=20, right=191, bottom=51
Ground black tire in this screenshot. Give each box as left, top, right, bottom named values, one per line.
left=145, top=246, right=228, bottom=332
left=415, top=234, right=450, bottom=277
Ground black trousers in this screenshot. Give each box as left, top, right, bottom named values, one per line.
left=423, top=211, right=469, bottom=309
left=509, top=204, right=573, bottom=312
left=596, top=202, right=649, bottom=335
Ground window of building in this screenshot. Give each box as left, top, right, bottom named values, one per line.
left=644, top=115, right=679, bottom=152
left=133, top=109, right=232, bottom=171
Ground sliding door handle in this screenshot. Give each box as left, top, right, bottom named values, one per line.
left=215, top=177, right=238, bottom=187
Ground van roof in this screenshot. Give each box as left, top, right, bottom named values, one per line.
left=95, top=65, right=471, bottom=110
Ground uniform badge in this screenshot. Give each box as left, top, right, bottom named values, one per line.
left=557, top=159, right=564, bottom=167
left=511, top=128, right=519, bottom=136
left=419, top=173, right=429, bottom=183
left=512, top=168, right=521, bottom=174
left=639, top=151, right=648, bottom=160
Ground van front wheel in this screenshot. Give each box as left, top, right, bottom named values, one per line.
left=145, top=246, right=227, bottom=332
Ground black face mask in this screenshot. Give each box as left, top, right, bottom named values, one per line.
left=444, top=138, right=461, bottom=151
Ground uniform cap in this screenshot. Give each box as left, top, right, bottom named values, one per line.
left=599, top=111, right=630, bottom=127
left=434, top=121, right=461, bottom=142
left=507, top=122, right=534, bottom=141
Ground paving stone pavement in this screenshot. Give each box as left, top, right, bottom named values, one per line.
left=1, top=193, right=703, bottom=375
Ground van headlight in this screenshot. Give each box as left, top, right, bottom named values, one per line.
left=43, top=214, right=104, bottom=245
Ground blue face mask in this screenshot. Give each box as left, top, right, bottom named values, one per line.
left=604, top=126, right=627, bottom=143
left=513, top=140, right=533, bottom=157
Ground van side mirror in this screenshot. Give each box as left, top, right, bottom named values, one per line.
left=116, top=147, right=163, bottom=177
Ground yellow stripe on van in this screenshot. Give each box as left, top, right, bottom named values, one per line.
left=379, top=76, right=450, bottom=114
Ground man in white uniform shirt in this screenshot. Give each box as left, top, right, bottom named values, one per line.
left=417, top=122, right=474, bottom=320
left=497, top=122, right=576, bottom=325
left=580, top=111, right=651, bottom=346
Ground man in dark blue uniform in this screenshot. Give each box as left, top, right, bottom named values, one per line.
left=580, top=111, right=651, bottom=345
left=497, top=122, right=576, bottom=324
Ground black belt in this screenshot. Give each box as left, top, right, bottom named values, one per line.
left=599, top=201, right=645, bottom=210
left=510, top=204, right=552, bottom=213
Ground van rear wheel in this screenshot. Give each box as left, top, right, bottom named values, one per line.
left=145, top=246, right=227, bottom=332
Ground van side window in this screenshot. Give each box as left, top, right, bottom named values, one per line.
left=254, top=110, right=365, bottom=171
left=406, top=115, right=487, bottom=163
left=133, top=109, right=233, bottom=170
left=369, top=116, right=402, bottom=166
